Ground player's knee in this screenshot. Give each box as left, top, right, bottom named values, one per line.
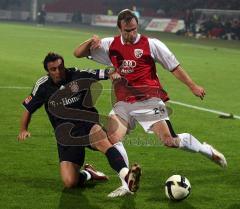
left=63, top=177, right=78, bottom=188
left=93, top=139, right=111, bottom=153
left=107, top=132, right=122, bottom=144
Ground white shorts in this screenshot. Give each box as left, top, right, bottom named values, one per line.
left=109, top=98, right=169, bottom=133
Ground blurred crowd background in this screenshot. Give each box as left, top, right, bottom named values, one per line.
left=0, top=0, right=239, bottom=40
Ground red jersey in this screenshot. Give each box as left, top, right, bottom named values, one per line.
left=109, top=35, right=168, bottom=103
left=90, top=34, right=180, bottom=103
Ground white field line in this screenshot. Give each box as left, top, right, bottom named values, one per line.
left=0, top=86, right=31, bottom=89
left=168, top=100, right=240, bottom=120
left=1, top=86, right=239, bottom=120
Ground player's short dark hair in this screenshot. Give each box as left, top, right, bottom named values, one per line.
left=117, top=9, right=138, bottom=29
left=43, top=52, right=64, bottom=71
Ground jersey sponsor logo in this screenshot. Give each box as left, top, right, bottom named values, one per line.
left=24, top=95, right=32, bottom=104
left=120, top=68, right=135, bottom=74
left=119, top=60, right=136, bottom=74
left=134, top=49, right=143, bottom=58
left=122, top=60, right=137, bottom=68
left=62, top=96, right=80, bottom=106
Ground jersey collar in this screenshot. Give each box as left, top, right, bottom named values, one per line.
left=120, top=33, right=141, bottom=45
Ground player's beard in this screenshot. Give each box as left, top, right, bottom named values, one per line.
left=51, top=71, right=66, bottom=84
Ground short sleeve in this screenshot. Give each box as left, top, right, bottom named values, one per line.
left=22, top=76, right=48, bottom=113
left=90, top=37, right=114, bottom=66
left=149, top=38, right=180, bottom=71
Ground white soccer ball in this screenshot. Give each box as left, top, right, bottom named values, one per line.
left=165, top=175, right=191, bottom=201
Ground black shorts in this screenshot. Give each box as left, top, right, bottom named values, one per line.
left=57, top=144, right=86, bottom=166
left=56, top=121, right=96, bottom=166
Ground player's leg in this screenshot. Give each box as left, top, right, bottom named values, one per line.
left=89, top=124, right=141, bottom=196
left=108, top=101, right=136, bottom=167
left=150, top=120, right=179, bottom=147
left=165, top=120, right=178, bottom=137
left=60, top=161, right=82, bottom=188
left=150, top=121, right=227, bottom=167
left=106, top=114, right=136, bottom=196
left=177, top=133, right=227, bottom=167
left=60, top=161, right=108, bottom=188
left=57, top=143, right=85, bottom=188
left=58, top=144, right=108, bottom=188
left=152, top=119, right=211, bottom=154
left=103, top=103, right=141, bottom=196
left=151, top=120, right=208, bottom=152
left=133, top=98, right=227, bottom=168
left=107, top=114, right=129, bottom=166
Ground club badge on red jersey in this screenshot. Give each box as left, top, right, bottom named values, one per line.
left=134, top=49, right=143, bottom=58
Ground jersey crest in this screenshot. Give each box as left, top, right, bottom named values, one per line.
left=69, top=81, right=79, bottom=93
left=134, top=49, right=143, bottom=58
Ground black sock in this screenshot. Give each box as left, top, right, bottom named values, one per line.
left=166, top=120, right=177, bottom=137
left=78, top=171, right=87, bottom=187
left=105, top=146, right=127, bottom=173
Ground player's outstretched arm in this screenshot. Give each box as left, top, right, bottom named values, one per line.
left=18, top=110, right=32, bottom=141
left=171, top=65, right=206, bottom=100
left=74, top=35, right=101, bottom=58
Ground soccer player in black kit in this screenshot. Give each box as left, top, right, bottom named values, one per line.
left=17, top=52, right=141, bottom=194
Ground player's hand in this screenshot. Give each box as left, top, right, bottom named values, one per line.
left=109, top=71, right=122, bottom=81
left=90, top=35, right=101, bottom=50
left=190, top=85, right=206, bottom=100
left=18, top=130, right=31, bottom=141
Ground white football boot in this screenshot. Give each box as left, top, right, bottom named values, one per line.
left=108, top=163, right=142, bottom=197
left=108, top=186, right=133, bottom=197
left=203, top=142, right=227, bottom=168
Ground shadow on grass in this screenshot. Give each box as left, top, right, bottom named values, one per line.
left=146, top=191, right=196, bottom=209
left=228, top=204, right=240, bottom=209
left=0, top=173, right=61, bottom=192
left=58, top=184, right=99, bottom=209
left=119, top=194, right=136, bottom=209
left=167, top=200, right=196, bottom=209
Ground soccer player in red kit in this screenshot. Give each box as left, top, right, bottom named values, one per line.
left=74, top=9, right=227, bottom=197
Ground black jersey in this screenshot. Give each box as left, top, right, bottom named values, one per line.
left=23, top=68, right=108, bottom=130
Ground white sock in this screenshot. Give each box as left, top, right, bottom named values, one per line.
left=113, top=142, right=130, bottom=189
left=119, top=167, right=129, bottom=189
left=113, top=142, right=129, bottom=167
left=81, top=170, right=91, bottom=181
left=178, top=133, right=212, bottom=157
left=199, top=143, right=213, bottom=157
left=178, top=133, right=201, bottom=152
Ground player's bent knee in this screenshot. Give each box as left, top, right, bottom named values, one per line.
left=108, top=132, right=122, bottom=144
left=62, top=177, right=78, bottom=188
left=93, top=139, right=112, bottom=153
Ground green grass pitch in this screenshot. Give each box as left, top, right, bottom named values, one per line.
left=0, top=22, right=239, bottom=209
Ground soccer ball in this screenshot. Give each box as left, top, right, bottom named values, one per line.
left=165, top=175, right=191, bottom=201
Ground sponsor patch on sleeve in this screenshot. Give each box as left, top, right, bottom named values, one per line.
left=99, top=69, right=105, bottom=78
left=24, top=95, right=32, bottom=104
